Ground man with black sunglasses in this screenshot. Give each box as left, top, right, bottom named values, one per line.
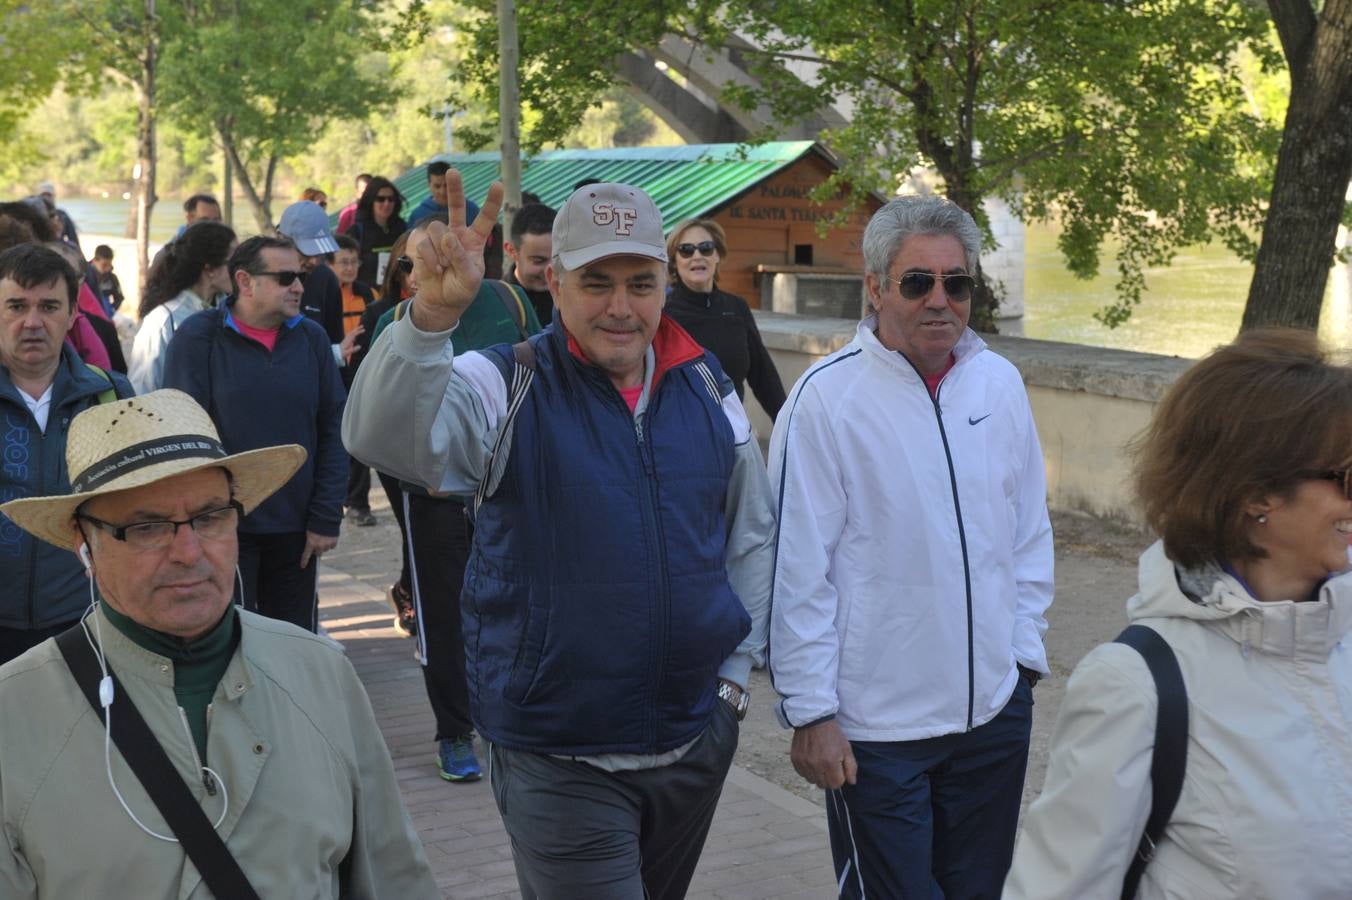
left=163, top=235, right=348, bottom=633
left=768, top=194, right=1054, bottom=899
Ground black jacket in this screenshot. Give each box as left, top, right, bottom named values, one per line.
left=664, top=281, right=786, bottom=421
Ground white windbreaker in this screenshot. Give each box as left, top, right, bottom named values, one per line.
left=1005, top=541, right=1352, bottom=900
left=768, top=317, right=1053, bottom=741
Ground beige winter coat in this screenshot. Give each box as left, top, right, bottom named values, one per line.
left=0, top=606, right=439, bottom=898
left=1005, top=540, right=1352, bottom=899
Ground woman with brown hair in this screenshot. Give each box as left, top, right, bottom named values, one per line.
left=663, top=218, right=786, bottom=420
left=1005, top=328, right=1352, bottom=899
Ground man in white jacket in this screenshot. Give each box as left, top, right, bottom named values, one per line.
left=768, top=194, right=1054, bottom=899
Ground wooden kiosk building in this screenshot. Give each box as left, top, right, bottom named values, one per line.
left=392, top=141, right=884, bottom=317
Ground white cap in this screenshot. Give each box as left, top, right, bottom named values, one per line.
left=552, top=183, right=666, bottom=270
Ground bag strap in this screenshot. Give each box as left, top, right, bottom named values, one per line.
left=1113, top=624, right=1188, bottom=900
left=486, top=279, right=530, bottom=340
left=473, top=341, right=537, bottom=514
left=54, top=624, right=263, bottom=900
left=83, top=363, right=117, bottom=405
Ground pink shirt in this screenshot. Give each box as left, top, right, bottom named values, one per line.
left=922, top=353, right=956, bottom=398
left=618, top=384, right=643, bottom=414
left=77, top=283, right=110, bottom=321
left=235, top=319, right=281, bottom=352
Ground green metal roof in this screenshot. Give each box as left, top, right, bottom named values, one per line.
left=386, top=141, right=819, bottom=234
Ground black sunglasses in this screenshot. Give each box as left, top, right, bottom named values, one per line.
left=396, top=256, right=414, bottom=275
left=1314, top=470, right=1352, bottom=500
left=676, top=241, right=718, bottom=259
left=255, top=269, right=307, bottom=287
left=886, top=271, right=975, bottom=302
left=375, top=194, right=397, bottom=203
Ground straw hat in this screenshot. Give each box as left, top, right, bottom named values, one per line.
left=0, top=389, right=306, bottom=551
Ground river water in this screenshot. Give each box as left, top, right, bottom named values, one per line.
left=56, top=197, right=1347, bottom=359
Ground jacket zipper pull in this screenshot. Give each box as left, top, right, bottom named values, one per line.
left=202, top=770, right=217, bottom=796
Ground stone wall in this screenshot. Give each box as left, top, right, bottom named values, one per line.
left=744, top=311, right=1192, bottom=525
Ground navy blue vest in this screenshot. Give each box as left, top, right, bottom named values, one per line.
left=464, top=323, right=751, bottom=755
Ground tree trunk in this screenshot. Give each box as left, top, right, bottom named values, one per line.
left=222, top=149, right=233, bottom=228
left=261, top=153, right=278, bottom=231
left=941, top=177, right=1000, bottom=332
left=217, top=122, right=272, bottom=233
left=134, top=0, right=158, bottom=303
left=498, top=0, right=522, bottom=236
left=1241, top=0, right=1352, bottom=331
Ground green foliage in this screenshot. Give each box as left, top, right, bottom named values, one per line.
left=723, top=0, right=1282, bottom=328
left=454, top=0, right=726, bottom=153
left=288, top=0, right=495, bottom=195
left=157, top=0, right=414, bottom=224
left=461, top=0, right=1290, bottom=327
left=564, top=87, right=684, bottom=149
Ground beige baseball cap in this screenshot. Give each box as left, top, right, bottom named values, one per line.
left=552, top=183, right=667, bottom=270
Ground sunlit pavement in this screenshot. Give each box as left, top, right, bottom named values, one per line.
left=320, top=490, right=836, bottom=899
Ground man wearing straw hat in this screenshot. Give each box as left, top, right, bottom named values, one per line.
left=0, top=389, right=437, bottom=898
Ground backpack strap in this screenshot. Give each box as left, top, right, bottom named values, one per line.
left=83, top=363, right=118, bottom=405
left=473, top=341, right=537, bottom=514
left=1113, top=624, right=1188, bottom=900
left=486, top=280, right=530, bottom=341
left=393, top=298, right=411, bottom=322
left=55, top=623, right=262, bottom=900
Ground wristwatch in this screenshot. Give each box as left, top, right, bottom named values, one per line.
left=717, top=680, right=750, bottom=721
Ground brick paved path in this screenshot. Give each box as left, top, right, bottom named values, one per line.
left=320, top=496, right=837, bottom=899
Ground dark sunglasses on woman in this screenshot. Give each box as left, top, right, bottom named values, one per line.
left=676, top=241, right=718, bottom=258
left=397, top=256, right=414, bottom=275
left=887, top=271, right=976, bottom=302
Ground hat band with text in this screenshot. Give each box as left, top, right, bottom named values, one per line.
left=71, top=435, right=228, bottom=493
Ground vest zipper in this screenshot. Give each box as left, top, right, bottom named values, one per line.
left=633, top=399, right=669, bottom=748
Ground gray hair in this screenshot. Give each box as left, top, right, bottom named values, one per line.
left=862, top=194, right=982, bottom=278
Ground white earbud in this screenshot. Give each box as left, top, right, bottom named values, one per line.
left=79, top=544, right=92, bottom=570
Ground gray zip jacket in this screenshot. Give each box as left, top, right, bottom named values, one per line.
left=1005, top=541, right=1352, bottom=899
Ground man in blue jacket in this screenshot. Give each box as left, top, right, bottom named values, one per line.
left=344, top=177, right=775, bottom=899
left=163, top=236, right=347, bottom=632
left=0, top=244, right=132, bottom=664
left=407, top=160, right=479, bottom=229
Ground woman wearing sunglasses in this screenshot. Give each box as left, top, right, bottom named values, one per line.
left=1006, top=328, right=1352, bottom=899
left=346, top=176, right=407, bottom=291
left=663, top=219, right=786, bottom=421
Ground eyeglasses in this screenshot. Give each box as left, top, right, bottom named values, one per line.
left=375, top=194, right=397, bottom=204
left=886, top=271, right=975, bottom=302
left=254, top=270, right=307, bottom=286
left=396, top=256, right=414, bottom=275
left=78, top=501, right=243, bottom=552
left=676, top=241, right=718, bottom=259
left=1314, top=470, right=1352, bottom=499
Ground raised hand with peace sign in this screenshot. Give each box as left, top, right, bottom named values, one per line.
left=407, top=171, right=505, bottom=333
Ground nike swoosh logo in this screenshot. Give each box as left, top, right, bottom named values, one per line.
left=968, top=413, right=992, bottom=426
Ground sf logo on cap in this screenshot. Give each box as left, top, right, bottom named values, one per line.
left=593, top=203, right=638, bottom=236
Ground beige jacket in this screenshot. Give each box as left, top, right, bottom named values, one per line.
left=0, top=606, right=438, bottom=899
left=1005, top=541, right=1352, bottom=899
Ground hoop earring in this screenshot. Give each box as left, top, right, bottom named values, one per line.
left=1257, top=514, right=1268, bottom=525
